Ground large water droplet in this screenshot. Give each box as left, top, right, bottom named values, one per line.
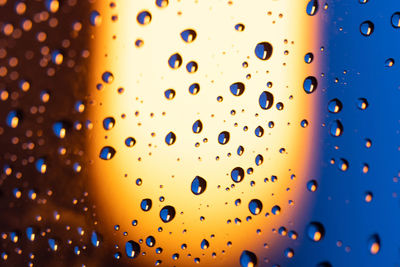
left=230, top=82, right=245, bottom=96
left=125, top=240, right=140, bottom=258
left=240, top=250, right=257, bottom=267
left=165, top=132, right=176, bottom=145
left=191, top=176, right=207, bottom=195
left=181, top=29, right=197, bottom=43
left=259, top=91, right=274, bottom=110
left=306, top=222, right=325, bottom=242
left=254, top=42, right=273, bottom=60
left=248, top=199, right=263, bottom=215
left=160, top=205, right=176, bottom=223
left=231, top=167, right=245, bottom=183
left=306, top=0, right=318, bottom=16
left=218, top=131, right=230, bottom=145
left=303, top=76, right=318, bottom=94
left=360, top=21, right=374, bottom=36
left=99, top=146, right=116, bottom=160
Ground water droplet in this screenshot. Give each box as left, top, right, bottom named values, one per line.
left=146, top=236, right=155, bottom=247
left=368, top=234, right=380, bottom=254
left=165, top=132, right=176, bottom=145
left=240, top=250, right=257, bottom=267
left=304, top=52, right=314, bottom=63
left=99, top=146, right=116, bottom=160
left=48, top=238, right=58, bottom=251
left=284, top=248, right=294, bottom=258
left=338, top=158, right=349, bottom=171
left=237, top=146, right=244, bottom=156
left=141, top=198, right=152, bottom=211
left=255, top=154, right=263, bottom=166
left=45, top=0, right=59, bottom=13
left=271, top=205, right=281, bottom=215
left=201, top=239, right=209, bottom=249
left=218, top=131, right=230, bottom=144
left=255, top=42, right=273, bottom=60
left=186, top=61, right=198, bottom=73
left=168, top=53, right=182, bottom=69
left=248, top=199, right=263, bottom=215
left=164, top=89, right=176, bottom=100
left=160, top=205, right=176, bottom=223
left=385, top=58, right=395, bottom=67
left=156, top=0, right=169, bottom=8
left=189, top=83, right=200, bottom=95
left=103, top=117, right=115, bottom=130
left=137, top=10, right=151, bottom=25
left=125, top=240, right=140, bottom=258
left=125, top=137, right=136, bottom=147
left=357, top=98, right=369, bottom=110
left=102, top=71, right=114, bottom=83
left=255, top=126, right=264, bottom=137
left=259, top=91, right=274, bottom=110
left=360, top=21, right=374, bottom=36
left=192, top=120, right=203, bottom=133
left=230, top=82, right=245, bottom=96
left=327, top=98, right=342, bottom=113
left=89, top=10, right=102, bottom=26
left=391, top=12, right=400, bottom=28
left=26, top=227, right=35, bottom=241
left=181, top=29, right=197, bottom=43
left=306, top=0, right=318, bottom=16
left=307, top=180, right=318, bottom=192
left=330, top=120, right=343, bottom=137
left=235, top=23, right=245, bottom=31
left=303, top=76, right=318, bottom=94
left=35, top=158, right=47, bottom=174
left=91, top=231, right=101, bottom=247
left=191, top=176, right=207, bottom=195
left=6, top=110, right=22, bottom=128
left=51, top=50, right=63, bottom=65
left=307, top=222, right=325, bottom=242
left=231, top=167, right=245, bottom=183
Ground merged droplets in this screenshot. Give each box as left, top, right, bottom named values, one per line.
left=191, top=176, right=207, bottom=195
left=180, top=29, right=197, bottom=43
left=368, top=234, right=380, bottom=254
left=248, top=199, right=263, bottom=215
left=360, top=21, right=374, bottom=36
left=240, top=250, right=257, bottom=267
left=165, top=132, right=176, bottom=145
left=306, top=222, right=325, bottom=242
left=231, top=167, right=245, bottom=183
left=230, top=82, right=245, bottom=96
left=327, top=99, right=342, bottom=113
left=306, top=0, right=319, bottom=16
left=137, top=10, right=152, bottom=25
left=330, top=120, right=343, bottom=137
left=254, top=42, right=273, bottom=60
left=259, top=91, right=274, bottom=110
left=125, top=240, right=140, bottom=259
left=160, top=205, right=176, bottom=223
left=391, top=12, right=400, bottom=28
left=218, top=131, right=230, bottom=145
left=303, top=76, right=318, bottom=94
left=192, top=120, right=203, bottom=133
left=6, top=110, right=22, bottom=128
left=168, top=53, right=183, bottom=69
left=103, top=117, right=115, bottom=130
left=99, top=146, right=116, bottom=160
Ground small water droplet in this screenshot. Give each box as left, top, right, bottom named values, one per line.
left=327, top=99, right=342, bottom=113
left=201, top=239, right=209, bottom=249
left=146, top=236, right=155, bottom=247
left=189, top=83, right=200, bottom=95
left=102, top=71, right=114, bottom=83
left=125, top=137, right=136, bottom=147
left=103, top=117, right=115, bottom=130
left=304, top=52, right=314, bottom=63
left=6, top=110, right=22, bottom=128
left=192, top=120, right=203, bottom=133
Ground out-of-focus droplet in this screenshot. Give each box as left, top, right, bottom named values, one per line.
left=240, top=250, right=257, bottom=267
left=365, top=191, right=373, bottom=202
left=90, top=10, right=102, bottom=26
left=6, top=110, right=22, bottom=128
left=255, top=42, right=273, bottom=60
left=192, top=120, right=203, bottom=133
left=146, top=236, right=155, bottom=247
left=360, top=21, right=374, bottom=36
left=259, top=91, right=274, bottom=110
left=189, top=83, right=200, bottom=95
left=91, top=231, right=101, bottom=247
left=45, top=0, right=59, bottom=13
left=125, top=240, right=140, bottom=258
left=218, top=131, right=230, bottom=144
left=368, top=234, right=380, bottom=255
left=48, top=238, right=58, bottom=251
left=168, top=53, right=182, bottom=69
left=330, top=120, right=343, bottom=137
left=52, top=122, right=67, bottom=138
left=137, top=10, right=152, bottom=25
left=191, top=176, right=207, bottom=195
left=164, top=89, right=176, bottom=100
left=51, top=50, right=63, bottom=65
left=26, top=227, right=35, bottom=241
left=125, top=137, right=136, bottom=147
left=307, top=222, right=325, bottom=242
left=165, top=132, right=176, bottom=145
left=303, top=76, right=318, bottom=94
left=35, top=158, right=47, bottom=174
left=248, top=199, right=263, bottom=215
left=357, top=98, right=369, bottom=110
left=201, top=239, right=209, bottom=249
left=141, top=198, right=152, bottom=211
left=99, top=146, right=116, bottom=160
left=304, top=52, right=314, bottom=63
left=160, top=205, right=176, bottom=223
left=385, top=58, right=394, bottom=67
left=181, top=29, right=197, bottom=43
left=271, top=205, right=281, bottom=215
left=284, top=248, right=294, bottom=258
left=328, top=98, right=342, bottom=113
left=391, top=12, right=400, bottom=28
left=306, top=0, right=318, bottom=16
left=231, top=167, right=244, bottom=183
left=230, top=82, right=245, bottom=96
left=102, top=71, right=114, bottom=83
left=103, top=117, right=115, bottom=130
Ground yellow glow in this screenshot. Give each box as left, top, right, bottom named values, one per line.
left=88, top=0, right=321, bottom=265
